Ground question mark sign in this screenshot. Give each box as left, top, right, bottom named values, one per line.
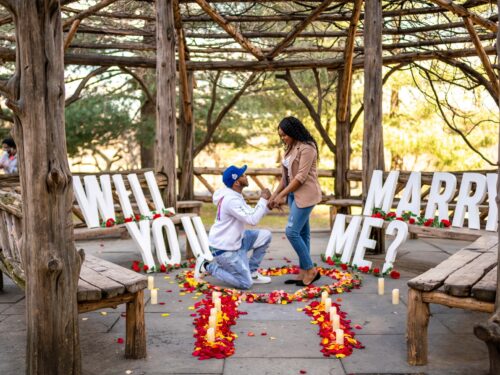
left=382, top=220, right=409, bottom=273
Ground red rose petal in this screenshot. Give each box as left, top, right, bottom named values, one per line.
left=261, top=332, right=267, bottom=336
left=300, top=371, right=307, bottom=374
left=247, top=331, right=255, bottom=337
left=116, top=338, right=124, bottom=344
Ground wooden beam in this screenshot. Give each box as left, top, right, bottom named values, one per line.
left=0, top=45, right=496, bottom=71
left=463, top=16, right=499, bottom=97
left=155, top=0, right=177, bottom=207
left=266, top=0, right=336, bottom=60
left=337, top=0, right=362, bottom=122
left=64, top=19, right=81, bottom=51
left=192, top=0, right=264, bottom=60
left=428, top=0, right=497, bottom=33
left=63, top=0, right=119, bottom=28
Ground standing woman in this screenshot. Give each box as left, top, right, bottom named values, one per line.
left=269, top=116, right=322, bottom=286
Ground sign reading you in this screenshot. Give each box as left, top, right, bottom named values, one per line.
left=325, top=170, right=498, bottom=273
left=73, top=172, right=213, bottom=269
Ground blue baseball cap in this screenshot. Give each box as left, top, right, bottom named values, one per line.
left=222, top=165, right=247, bottom=187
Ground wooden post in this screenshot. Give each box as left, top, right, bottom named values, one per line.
left=473, top=4, right=500, bottom=372
left=156, top=0, right=178, bottom=208
left=174, top=2, right=195, bottom=201
left=0, top=270, right=3, bottom=291
left=125, top=290, right=147, bottom=359
left=335, top=69, right=351, bottom=213
left=407, top=288, right=430, bottom=365
left=0, top=0, right=82, bottom=373
left=363, top=0, right=385, bottom=254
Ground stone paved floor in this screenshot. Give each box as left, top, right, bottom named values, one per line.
left=0, top=232, right=490, bottom=375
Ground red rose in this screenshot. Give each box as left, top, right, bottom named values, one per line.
left=341, top=264, right=348, bottom=271
left=153, top=213, right=162, bottom=220
left=124, top=217, right=133, bottom=223
left=135, top=214, right=141, bottom=221
left=160, top=264, right=167, bottom=272
left=424, top=218, right=434, bottom=227
left=396, top=217, right=404, bottom=221
left=390, top=270, right=400, bottom=279
left=143, top=264, right=149, bottom=272
left=441, top=219, right=451, bottom=227
left=373, top=267, right=380, bottom=275
left=372, top=212, right=382, bottom=218
left=409, top=218, right=415, bottom=224
left=105, top=218, right=115, bottom=227
left=116, top=338, right=124, bottom=344
left=387, top=212, right=397, bottom=218
left=132, top=263, right=140, bottom=272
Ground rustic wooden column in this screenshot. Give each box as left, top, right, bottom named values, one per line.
left=174, top=1, right=195, bottom=200
left=0, top=0, right=82, bottom=373
left=155, top=0, right=177, bottom=208
left=335, top=69, right=351, bottom=209
left=473, top=4, right=500, bottom=371
left=363, top=0, right=385, bottom=254
left=407, top=289, right=430, bottom=365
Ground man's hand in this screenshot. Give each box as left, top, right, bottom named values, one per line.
left=260, top=188, right=271, bottom=200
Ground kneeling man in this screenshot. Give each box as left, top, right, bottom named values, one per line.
left=195, top=165, right=272, bottom=289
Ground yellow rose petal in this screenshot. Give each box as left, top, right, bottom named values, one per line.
left=161, top=313, right=170, bottom=317
left=100, top=312, right=107, bottom=316
left=188, top=306, right=195, bottom=310
left=296, top=308, right=303, bottom=312
left=179, top=292, right=186, bottom=296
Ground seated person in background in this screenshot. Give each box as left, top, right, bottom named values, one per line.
left=195, top=164, right=273, bottom=289
left=0, top=137, right=17, bottom=174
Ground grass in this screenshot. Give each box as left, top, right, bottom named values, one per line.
left=199, top=202, right=331, bottom=230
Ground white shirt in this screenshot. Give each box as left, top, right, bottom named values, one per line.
left=208, top=187, right=269, bottom=251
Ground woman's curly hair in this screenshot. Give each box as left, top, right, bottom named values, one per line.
left=278, top=116, right=319, bottom=158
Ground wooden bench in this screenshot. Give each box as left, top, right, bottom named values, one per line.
left=0, top=191, right=148, bottom=359
left=406, top=234, right=497, bottom=366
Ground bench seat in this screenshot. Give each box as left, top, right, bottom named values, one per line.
left=406, top=234, right=497, bottom=365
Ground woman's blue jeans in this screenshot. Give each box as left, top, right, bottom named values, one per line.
left=285, top=193, right=315, bottom=270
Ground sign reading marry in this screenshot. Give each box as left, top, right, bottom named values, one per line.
left=363, top=170, right=497, bottom=231
left=73, top=172, right=213, bottom=269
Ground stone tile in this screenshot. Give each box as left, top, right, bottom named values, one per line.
left=0, top=281, right=25, bottom=304
left=0, top=314, right=26, bottom=332
left=81, top=317, right=223, bottom=375
left=1, top=299, right=25, bottom=315
left=79, top=311, right=121, bottom=333
left=238, top=302, right=310, bottom=321
left=0, top=328, right=25, bottom=375
left=433, top=310, right=491, bottom=334
left=223, top=357, right=345, bottom=375
left=341, top=333, right=488, bottom=375
left=231, top=320, right=325, bottom=358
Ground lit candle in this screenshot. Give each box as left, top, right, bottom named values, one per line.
left=150, top=289, right=158, bottom=305
left=209, top=315, right=217, bottom=330
left=147, top=276, right=154, bottom=290
left=392, top=288, right=400, bottom=304
left=330, top=306, right=337, bottom=316
left=206, top=327, right=215, bottom=343
left=335, top=329, right=344, bottom=345
left=378, top=278, right=384, bottom=295
left=324, top=298, right=332, bottom=313
left=321, top=291, right=328, bottom=305
left=331, top=313, right=340, bottom=330
left=210, top=307, right=217, bottom=317
left=212, top=291, right=221, bottom=300
left=214, top=297, right=221, bottom=312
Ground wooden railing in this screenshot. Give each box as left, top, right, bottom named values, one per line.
left=192, top=166, right=337, bottom=203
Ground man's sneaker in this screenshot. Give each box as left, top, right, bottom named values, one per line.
left=194, top=256, right=209, bottom=281
left=251, top=271, right=271, bottom=284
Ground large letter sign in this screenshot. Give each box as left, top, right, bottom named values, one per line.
left=324, top=214, right=362, bottom=264
left=424, top=172, right=457, bottom=222
left=74, top=173, right=209, bottom=270
left=452, top=173, right=487, bottom=230
left=363, top=170, right=399, bottom=216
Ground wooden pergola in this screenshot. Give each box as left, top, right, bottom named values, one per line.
left=0, top=0, right=498, bottom=374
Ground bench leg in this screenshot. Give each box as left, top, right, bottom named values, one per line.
left=407, top=288, right=430, bottom=365
left=125, top=290, right=147, bottom=359
left=474, top=318, right=500, bottom=375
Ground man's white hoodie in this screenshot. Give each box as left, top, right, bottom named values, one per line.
left=208, top=187, right=269, bottom=251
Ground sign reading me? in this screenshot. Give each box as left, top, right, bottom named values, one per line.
left=72, top=172, right=213, bottom=269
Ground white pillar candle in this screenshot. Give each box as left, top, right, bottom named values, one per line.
left=378, top=278, right=384, bottom=295
left=212, top=291, right=221, bottom=300
left=208, top=315, right=217, bottom=330
left=214, top=297, right=221, bottom=312
left=330, top=306, right=337, bottom=316
left=324, top=298, right=332, bottom=313
left=150, top=289, right=158, bottom=305
left=210, top=307, right=217, bottom=317
left=147, top=275, right=154, bottom=290
left=335, top=329, right=344, bottom=345
left=321, top=291, right=328, bottom=305
left=331, top=313, right=340, bottom=331
left=206, top=327, right=215, bottom=343
left=392, top=288, right=400, bottom=304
